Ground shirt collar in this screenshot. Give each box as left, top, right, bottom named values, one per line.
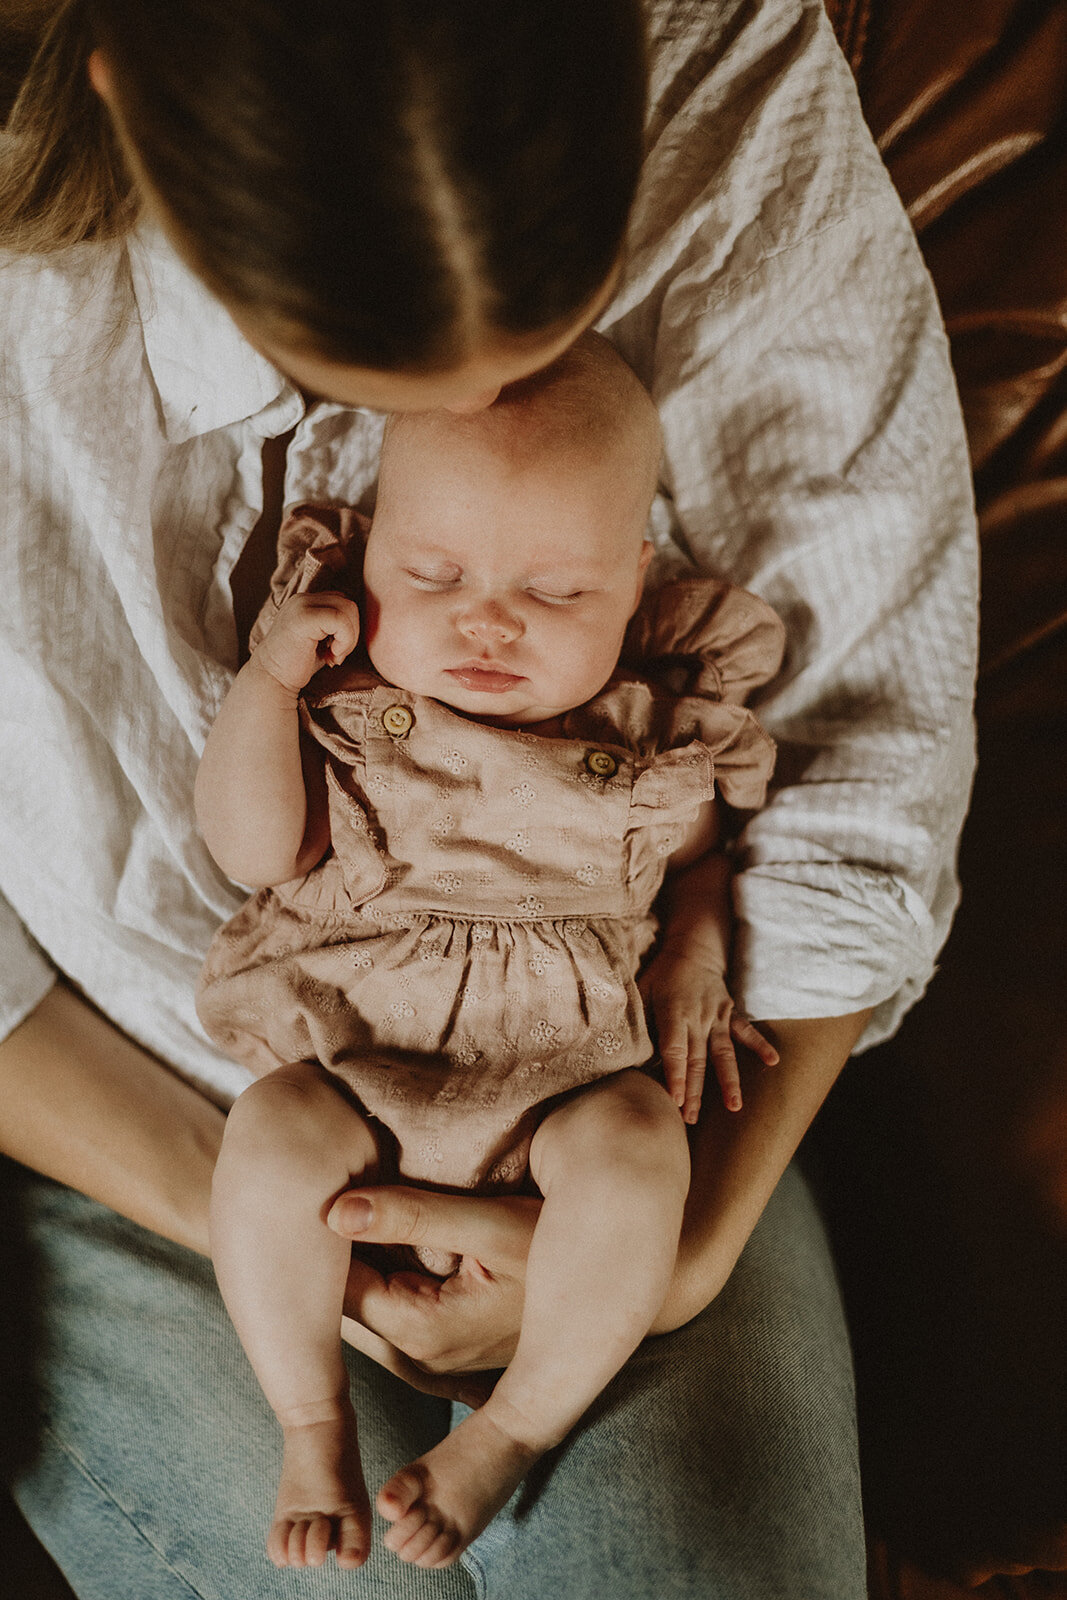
left=128, top=222, right=303, bottom=443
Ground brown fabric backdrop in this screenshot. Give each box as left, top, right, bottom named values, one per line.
left=817, top=0, right=1067, bottom=1585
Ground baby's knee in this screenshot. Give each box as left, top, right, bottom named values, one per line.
left=223, top=1062, right=376, bottom=1175
left=537, top=1071, right=689, bottom=1191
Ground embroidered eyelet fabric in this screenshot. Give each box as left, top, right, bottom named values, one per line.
left=197, top=512, right=782, bottom=1214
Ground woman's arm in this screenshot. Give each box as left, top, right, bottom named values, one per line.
left=194, top=590, right=359, bottom=886
left=0, top=982, right=489, bottom=1403
left=652, top=1007, right=872, bottom=1330
left=0, top=981, right=223, bottom=1253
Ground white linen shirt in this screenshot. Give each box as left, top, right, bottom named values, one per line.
left=0, top=0, right=978, bottom=1103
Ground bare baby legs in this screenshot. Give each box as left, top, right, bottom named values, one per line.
left=211, top=1062, right=689, bottom=1571
left=377, top=1069, right=689, bottom=1566
left=209, top=1061, right=380, bottom=1568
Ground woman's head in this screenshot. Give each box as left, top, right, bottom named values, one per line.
left=2, top=0, right=647, bottom=395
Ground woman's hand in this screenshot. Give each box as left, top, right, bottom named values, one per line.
left=331, top=1188, right=541, bottom=1402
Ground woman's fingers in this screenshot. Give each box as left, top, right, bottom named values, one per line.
left=327, top=1185, right=540, bottom=1268
left=330, top=1187, right=536, bottom=1376
left=341, top=1254, right=445, bottom=1356
left=339, top=1307, right=492, bottom=1403
left=341, top=1238, right=524, bottom=1376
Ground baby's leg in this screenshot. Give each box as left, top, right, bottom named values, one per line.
left=378, top=1069, right=689, bottom=1568
left=210, top=1061, right=380, bottom=1570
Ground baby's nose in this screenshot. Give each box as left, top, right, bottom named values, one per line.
left=457, top=599, right=522, bottom=645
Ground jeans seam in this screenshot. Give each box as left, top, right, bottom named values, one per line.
left=458, top=1544, right=488, bottom=1600
left=40, top=1424, right=209, bottom=1600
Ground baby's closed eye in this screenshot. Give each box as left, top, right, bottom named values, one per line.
left=406, top=568, right=462, bottom=591
left=526, top=587, right=585, bottom=605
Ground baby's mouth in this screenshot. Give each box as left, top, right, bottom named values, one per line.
left=445, top=664, right=525, bottom=693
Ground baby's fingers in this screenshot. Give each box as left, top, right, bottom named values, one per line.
left=709, top=1026, right=743, bottom=1114
left=316, top=601, right=361, bottom=667
left=730, top=1013, right=779, bottom=1068
left=655, top=1014, right=691, bottom=1110
left=680, top=1039, right=706, bottom=1126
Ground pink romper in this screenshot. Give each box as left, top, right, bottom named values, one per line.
left=198, top=509, right=784, bottom=1211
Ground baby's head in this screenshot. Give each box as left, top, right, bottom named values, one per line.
left=362, top=332, right=660, bottom=726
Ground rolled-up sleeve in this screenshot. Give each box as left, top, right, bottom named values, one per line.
left=654, top=187, right=979, bottom=1049
left=0, top=889, right=55, bottom=1041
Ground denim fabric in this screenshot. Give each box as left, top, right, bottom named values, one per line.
left=6, top=1163, right=864, bottom=1599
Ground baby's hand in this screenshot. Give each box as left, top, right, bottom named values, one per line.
left=254, top=591, right=361, bottom=694
left=638, top=947, right=779, bottom=1122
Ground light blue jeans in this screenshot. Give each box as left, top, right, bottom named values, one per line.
left=6, top=1162, right=865, bottom=1599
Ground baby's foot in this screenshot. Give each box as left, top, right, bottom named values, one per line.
left=268, top=1402, right=371, bottom=1570
left=376, top=1405, right=542, bottom=1569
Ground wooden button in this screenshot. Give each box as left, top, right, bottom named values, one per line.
left=584, top=749, right=618, bottom=778
left=382, top=704, right=414, bottom=738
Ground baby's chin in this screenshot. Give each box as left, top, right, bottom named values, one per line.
left=426, top=685, right=569, bottom=731
left=440, top=699, right=562, bottom=730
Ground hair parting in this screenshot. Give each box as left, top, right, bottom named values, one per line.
left=1, top=0, right=648, bottom=371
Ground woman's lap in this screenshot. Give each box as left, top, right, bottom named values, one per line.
left=5, top=1161, right=864, bottom=1600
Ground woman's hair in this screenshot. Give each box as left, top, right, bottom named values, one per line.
left=0, top=0, right=648, bottom=371
left=0, top=1, right=137, bottom=252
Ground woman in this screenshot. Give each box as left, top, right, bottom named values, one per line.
left=0, top=1, right=977, bottom=1595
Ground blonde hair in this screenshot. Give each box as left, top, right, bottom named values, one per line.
left=0, top=0, right=137, bottom=252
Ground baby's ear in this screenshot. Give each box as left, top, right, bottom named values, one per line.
left=631, top=540, right=654, bottom=612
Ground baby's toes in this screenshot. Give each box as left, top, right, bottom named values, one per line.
left=302, top=1515, right=334, bottom=1567
left=377, top=1466, right=424, bottom=1523
left=284, top=1518, right=317, bottom=1568
left=267, top=1518, right=295, bottom=1568
left=414, top=1524, right=463, bottom=1569
left=394, top=1509, right=456, bottom=1566
left=382, top=1504, right=425, bottom=1554
left=336, top=1512, right=370, bottom=1570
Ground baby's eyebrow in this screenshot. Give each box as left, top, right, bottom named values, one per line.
left=393, top=544, right=462, bottom=571
left=526, top=561, right=610, bottom=585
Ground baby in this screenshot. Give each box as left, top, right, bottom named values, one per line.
left=195, top=334, right=783, bottom=1572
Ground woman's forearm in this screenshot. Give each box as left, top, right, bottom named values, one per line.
left=0, top=981, right=224, bottom=1254
left=653, top=1008, right=872, bottom=1331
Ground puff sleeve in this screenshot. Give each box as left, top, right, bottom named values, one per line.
left=620, top=578, right=783, bottom=812
left=247, top=504, right=367, bottom=655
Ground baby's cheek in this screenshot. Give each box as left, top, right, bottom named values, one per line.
left=551, top=634, right=620, bottom=705
left=363, top=619, right=404, bottom=685
left=364, top=590, right=408, bottom=656
left=361, top=588, right=382, bottom=638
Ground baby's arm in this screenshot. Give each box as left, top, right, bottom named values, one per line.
left=640, top=801, right=778, bottom=1121
left=195, top=591, right=361, bottom=887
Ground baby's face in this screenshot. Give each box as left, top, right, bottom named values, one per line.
left=362, top=423, right=652, bottom=727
